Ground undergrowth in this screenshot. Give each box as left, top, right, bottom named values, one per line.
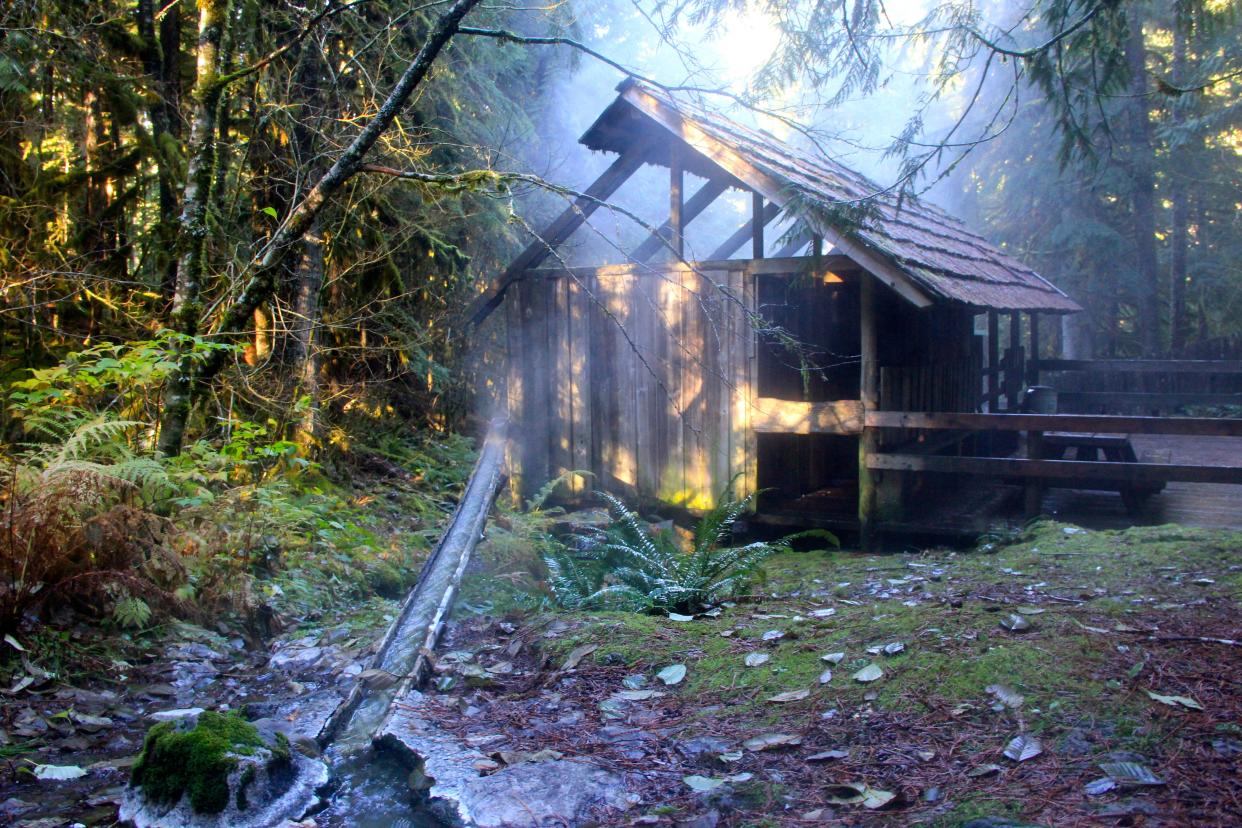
left=0, top=337, right=476, bottom=642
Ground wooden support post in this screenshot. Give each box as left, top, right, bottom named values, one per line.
left=858, top=274, right=879, bottom=549
left=812, top=234, right=823, bottom=258
left=630, top=177, right=729, bottom=263
left=1007, top=310, right=1022, bottom=407
left=670, top=144, right=684, bottom=259
left=708, top=201, right=781, bottom=260
left=1024, top=429, right=1044, bottom=518
left=987, top=310, right=999, bottom=413
left=751, top=192, right=764, bottom=259
left=1028, top=311, right=1040, bottom=385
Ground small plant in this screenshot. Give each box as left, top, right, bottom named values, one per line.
left=544, top=488, right=803, bottom=614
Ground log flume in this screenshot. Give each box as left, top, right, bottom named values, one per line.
left=321, top=419, right=507, bottom=750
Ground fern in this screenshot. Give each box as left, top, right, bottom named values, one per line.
left=527, top=469, right=593, bottom=513
left=113, top=596, right=152, bottom=629
left=543, top=486, right=803, bottom=614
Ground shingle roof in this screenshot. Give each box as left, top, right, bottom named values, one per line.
left=581, top=79, right=1080, bottom=314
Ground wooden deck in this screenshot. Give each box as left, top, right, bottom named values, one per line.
left=757, top=433, right=1242, bottom=543
left=1040, top=434, right=1242, bottom=531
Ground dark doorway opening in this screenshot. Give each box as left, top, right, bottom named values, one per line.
left=756, top=275, right=860, bottom=402
left=757, top=433, right=859, bottom=521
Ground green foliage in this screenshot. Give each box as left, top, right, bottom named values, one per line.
left=544, top=490, right=788, bottom=613
left=131, top=712, right=272, bottom=815
left=113, top=596, right=152, bottom=629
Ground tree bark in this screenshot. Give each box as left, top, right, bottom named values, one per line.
left=292, top=217, right=325, bottom=446
left=157, top=0, right=232, bottom=457
left=1124, top=10, right=1162, bottom=357
left=155, top=0, right=483, bottom=456
left=137, top=0, right=183, bottom=308
left=1168, top=6, right=1191, bottom=354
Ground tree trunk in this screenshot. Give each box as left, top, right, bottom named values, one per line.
left=1168, top=7, right=1191, bottom=354
left=292, top=218, right=325, bottom=446
left=1124, top=10, right=1162, bottom=357
left=157, top=0, right=232, bottom=457
left=137, top=0, right=183, bottom=309
left=156, top=0, right=484, bottom=456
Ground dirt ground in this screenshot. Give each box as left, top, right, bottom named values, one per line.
left=436, top=517, right=1242, bottom=827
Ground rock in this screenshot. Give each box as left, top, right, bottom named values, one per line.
left=378, top=691, right=631, bottom=827
left=119, top=712, right=328, bottom=828
left=269, top=646, right=324, bottom=671
left=674, top=736, right=731, bottom=762
left=150, top=708, right=205, bottom=723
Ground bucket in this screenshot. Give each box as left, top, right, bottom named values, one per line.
left=1024, top=385, right=1058, bottom=414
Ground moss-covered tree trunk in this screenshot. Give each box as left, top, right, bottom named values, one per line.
left=157, top=0, right=484, bottom=456
left=157, top=0, right=232, bottom=457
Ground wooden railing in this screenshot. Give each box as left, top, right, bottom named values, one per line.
left=1035, top=359, right=1242, bottom=414
left=865, top=411, right=1242, bottom=516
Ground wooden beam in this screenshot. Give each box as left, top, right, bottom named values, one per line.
left=814, top=227, right=933, bottom=308
left=1028, top=311, right=1040, bottom=385
left=1058, top=391, right=1242, bottom=409
left=708, top=200, right=781, bottom=260
left=1039, top=358, right=1242, bottom=375
left=858, top=273, right=879, bottom=549
left=867, top=452, right=1242, bottom=486
left=751, top=398, right=863, bottom=435
left=670, top=143, right=684, bottom=259
left=630, top=177, right=730, bottom=263
left=987, top=310, right=999, bottom=412
left=1007, top=310, right=1022, bottom=406
left=466, top=140, right=652, bottom=326
left=528, top=254, right=860, bottom=281
left=752, top=192, right=765, bottom=259
left=865, top=410, right=1242, bottom=437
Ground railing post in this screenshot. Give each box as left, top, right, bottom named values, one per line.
left=1024, top=428, right=1044, bottom=517
left=987, top=311, right=999, bottom=413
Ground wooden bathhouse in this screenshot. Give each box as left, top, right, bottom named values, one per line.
left=473, top=78, right=1085, bottom=543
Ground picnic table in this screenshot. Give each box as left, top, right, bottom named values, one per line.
left=1036, top=432, right=1165, bottom=512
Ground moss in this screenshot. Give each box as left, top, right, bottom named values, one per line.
left=131, top=712, right=266, bottom=815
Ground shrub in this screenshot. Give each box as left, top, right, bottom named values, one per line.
left=543, top=490, right=807, bottom=614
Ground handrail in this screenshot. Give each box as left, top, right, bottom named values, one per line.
left=1038, top=358, right=1242, bottom=374
left=865, top=410, right=1242, bottom=437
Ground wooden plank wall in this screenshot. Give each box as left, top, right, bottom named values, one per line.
left=509, top=264, right=753, bottom=510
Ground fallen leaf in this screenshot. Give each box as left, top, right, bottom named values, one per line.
left=622, top=674, right=647, bottom=690
left=986, top=684, right=1025, bottom=709
left=999, top=614, right=1032, bottom=632
left=853, top=663, right=883, bottom=683
left=612, top=689, right=659, bottom=701
left=4, top=634, right=26, bottom=652
left=1098, top=761, right=1164, bottom=786
left=1003, top=734, right=1043, bottom=762
left=683, top=774, right=725, bottom=793
left=742, top=733, right=802, bottom=751
left=818, top=668, right=833, bottom=684
left=761, top=629, right=785, bottom=642
left=1084, top=778, right=1116, bottom=796
left=560, top=643, right=598, bottom=671
left=31, top=763, right=87, bottom=780
left=1016, top=607, right=1045, bottom=616
left=728, top=772, right=754, bottom=783
left=717, top=751, right=743, bottom=763
left=767, top=689, right=811, bottom=703
left=745, top=652, right=770, bottom=668
left=821, top=652, right=845, bottom=664
left=1146, top=691, right=1203, bottom=711
left=668, top=613, right=694, bottom=622
left=882, top=642, right=905, bottom=656
left=809, top=608, right=836, bottom=618
left=657, top=663, right=687, bottom=685
left=823, top=782, right=896, bottom=809
left=966, top=763, right=1003, bottom=778
left=805, top=749, right=848, bottom=762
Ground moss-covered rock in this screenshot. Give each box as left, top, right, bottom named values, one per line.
left=131, top=712, right=270, bottom=814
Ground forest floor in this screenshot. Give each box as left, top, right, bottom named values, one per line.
left=2, top=484, right=1240, bottom=827
left=437, top=515, right=1242, bottom=827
